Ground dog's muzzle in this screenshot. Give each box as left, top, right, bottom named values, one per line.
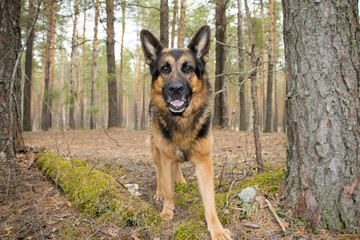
left=164, top=81, right=191, bottom=113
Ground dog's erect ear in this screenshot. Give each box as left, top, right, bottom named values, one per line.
left=140, top=30, right=163, bottom=66
left=187, top=25, right=211, bottom=63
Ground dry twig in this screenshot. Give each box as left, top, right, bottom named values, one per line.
left=265, top=199, right=286, bottom=233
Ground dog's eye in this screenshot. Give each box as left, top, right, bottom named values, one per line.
left=161, top=66, right=170, bottom=73
left=183, top=65, right=193, bottom=73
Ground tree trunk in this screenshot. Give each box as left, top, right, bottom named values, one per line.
left=259, top=0, right=266, bottom=130
left=170, top=0, right=177, bottom=48
left=106, top=0, right=119, bottom=128
left=69, top=0, right=79, bottom=130
left=160, top=0, right=169, bottom=48
left=90, top=0, right=99, bottom=130
left=37, top=31, right=45, bottom=129
left=244, top=0, right=263, bottom=173
left=273, top=71, right=278, bottom=132
left=282, top=0, right=360, bottom=232
left=118, top=1, right=125, bottom=128
left=177, top=0, right=186, bottom=48
left=41, top=1, right=55, bottom=131
left=237, top=0, right=246, bottom=131
left=134, top=51, right=140, bottom=130
left=23, top=0, right=35, bottom=132
left=282, top=74, right=286, bottom=133
left=141, top=61, right=146, bottom=130
left=264, top=0, right=275, bottom=133
left=272, top=8, right=278, bottom=132
left=49, top=14, right=55, bottom=128
left=214, top=0, right=228, bottom=128
left=0, top=0, right=23, bottom=195
left=80, top=1, right=87, bottom=129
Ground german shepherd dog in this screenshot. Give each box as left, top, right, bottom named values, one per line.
left=140, top=25, right=231, bottom=240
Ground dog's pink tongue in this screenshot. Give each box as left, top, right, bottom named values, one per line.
left=171, top=99, right=184, bottom=107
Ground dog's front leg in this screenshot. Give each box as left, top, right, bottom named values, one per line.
left=194, top=155, right=232, bottom=240
left=160, top=154, right=176, bottom=220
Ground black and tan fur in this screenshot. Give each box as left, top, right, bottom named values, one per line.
left=140, top=25, right=231, bottom=240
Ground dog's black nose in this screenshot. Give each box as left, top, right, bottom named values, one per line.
left=168, top=82, right=184, bottom=95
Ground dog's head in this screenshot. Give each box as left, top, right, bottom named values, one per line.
left=140, top=25, right=211, bottom=116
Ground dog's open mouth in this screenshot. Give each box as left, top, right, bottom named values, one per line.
left=169, top=99, right=187, bottom=113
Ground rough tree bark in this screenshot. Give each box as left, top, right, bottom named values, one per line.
left=160, top=0, right=169, bottom=48
left=177, top=0, right=186, bottom=48
left=237, top=0, right=246, bottom=131
left=0, top=0, right=23, bottom=195
left=282, top=0, right=360, bottom=232
left=23, top=0, right=35, bottom=132
left=214, top=0, right=229, bottom=128
left=69, top=0, right=79, bottom=130
left=244, top=0, right=263, bottom=173
left=264, top=0, right=275, bottom=133
left=106, top=0, right=119, bottom=128
left=90, top=0, right=99, bottom=129
left=41, top=1, right=55, bottom=131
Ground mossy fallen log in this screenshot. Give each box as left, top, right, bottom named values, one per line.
left=37, top=152, right=157, bottom=227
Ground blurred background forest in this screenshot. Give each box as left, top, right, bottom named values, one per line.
left=21, top=0, right=285, bottom=133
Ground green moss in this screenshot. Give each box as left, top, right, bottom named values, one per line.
left=237, top=168, right=285, bottom=195
left=174, top=219, right=207, bottom=240
left=175, top=182, right=201, bottom=208
left=37, top=152, right=156, bottom=227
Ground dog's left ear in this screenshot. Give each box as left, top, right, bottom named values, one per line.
left=188, top=25, right=211, bottom=64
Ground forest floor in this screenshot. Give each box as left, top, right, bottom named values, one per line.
left=0, top=128, right=352, bottom=239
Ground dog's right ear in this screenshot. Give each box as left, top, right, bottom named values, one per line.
left=140, top=30, right=163, bottom=66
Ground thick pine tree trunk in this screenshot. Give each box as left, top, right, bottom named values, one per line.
left=106, top=0, right=119, bottom=128
left=1, top=0, right=22, bottom=149
left=282, top=0, right=360, bottom=232
left=0, top=0, right=23, bottom=195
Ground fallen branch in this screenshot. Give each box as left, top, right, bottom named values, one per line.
left=265, top=199, right=286, bottom=233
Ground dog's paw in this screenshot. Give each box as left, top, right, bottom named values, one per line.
left=175, top=176, right=187, bottom=184
left=160, top=209, right=174, bottom=220
left=209, top=228, right=232, bottom=240
left=153, top=192, right=164, bottom=201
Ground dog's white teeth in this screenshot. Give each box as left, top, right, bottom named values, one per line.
left=171, top=99, right=184, bottom=107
